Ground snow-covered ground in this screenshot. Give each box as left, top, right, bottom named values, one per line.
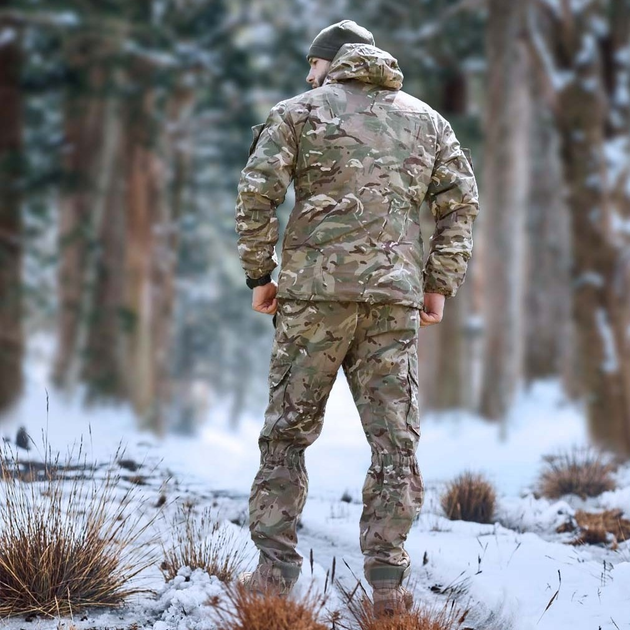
left=2, top=337, right=630, bottom=629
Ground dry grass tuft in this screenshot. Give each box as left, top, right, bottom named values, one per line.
left=336, top=578, right=471, bottom=630
left=565, top=508, right=630, bottom=549
left=160, top=501, right=252, bottom=583
left=536, top=445, right=617, bottom=500
left=0, top=436, right=159, bottom=619
left=440, top=470, right=496, bottom=523
left=210, top=581, right=330, bottom=630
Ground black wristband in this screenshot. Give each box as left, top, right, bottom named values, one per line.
left=246, top=273, right=272, bottom=289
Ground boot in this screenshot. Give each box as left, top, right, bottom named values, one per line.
left=237, top=566, right=296, bottom=598
left=372, top=585, right=414, bottom=617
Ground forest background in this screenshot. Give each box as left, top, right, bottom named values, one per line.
left=1, top=0, right=629, bottom=458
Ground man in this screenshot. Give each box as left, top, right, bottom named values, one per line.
left=234, top=19, right=479, bottom=617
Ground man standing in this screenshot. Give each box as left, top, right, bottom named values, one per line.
left=234, top=20, right=479, bottom=617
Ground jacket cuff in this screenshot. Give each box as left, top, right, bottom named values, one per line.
left=422, top=281, right=454, bottom=298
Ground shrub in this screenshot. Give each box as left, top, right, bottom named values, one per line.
left=337, top=579, right=471, bottom=630
left=440, top=470, right=496, bottom=523
left=0, top=438, right=158, bottom=618
left=567, top=508, right=630, bottom=549
left=536, top=445, right=616, bottom=500
left=210, top=581, right=331, bottom=630
left=160, top=502, right=252, bottom=583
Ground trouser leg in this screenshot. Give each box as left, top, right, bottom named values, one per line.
left=249, top=298, right=356, bottom=584
left=341, top=302, right=425, bottom=589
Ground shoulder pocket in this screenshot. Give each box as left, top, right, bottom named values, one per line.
left=462, top=147, right=474, bottom=170
left=248, top=123, right=266, bottom=157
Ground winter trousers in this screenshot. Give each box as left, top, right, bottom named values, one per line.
left=248, top=298, right=425, bottom=589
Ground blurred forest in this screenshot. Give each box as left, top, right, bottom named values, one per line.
left=0, top=0, right=629, bottom=455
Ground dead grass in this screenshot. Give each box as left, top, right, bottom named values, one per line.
left=336, top=578, right=471, bottom=630
left=209, top=581, right=331, bottom=630
left=0, top=436, right=159, bottom=619
left=563, top=508, right=630, bottom=549
left=536, top=445, right=617, bottom=500
left=160, top=501, right=253, bottom=583
left=440, top=470, right=496, bottom=523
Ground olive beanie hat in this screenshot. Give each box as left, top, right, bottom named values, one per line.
left=307, top=20, right=375, bottom=62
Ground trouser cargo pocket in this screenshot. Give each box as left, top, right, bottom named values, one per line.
left=405, top=350, right=421, bottom=438
left=261, top=361, right=292, bottom=437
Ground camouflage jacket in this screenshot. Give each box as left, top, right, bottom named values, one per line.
left=235, top=43, right=479, bottom=309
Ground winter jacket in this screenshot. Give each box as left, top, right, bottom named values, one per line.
left=234, top=43, right=479, bottom=309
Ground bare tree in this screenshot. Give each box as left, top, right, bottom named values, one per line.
left=527, top=0, right=630, bottom=453
left=524, top=81, right=575, bottom=389
left=479, top=0, right=531, bottom=420
left=54, top=34, right=121, bottom=397
left=0, top=18, right=23, bottom=413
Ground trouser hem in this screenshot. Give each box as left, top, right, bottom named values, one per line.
left=366, top=563, right=411, bottom=588
left=259, top=557, right=302, bottom=582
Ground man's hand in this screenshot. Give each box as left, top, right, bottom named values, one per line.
left=252, top=280, right=278, bottom=315
left=420, top=292, right=446, bottom=327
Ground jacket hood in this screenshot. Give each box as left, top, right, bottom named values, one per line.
left=324, top=43, right=404, bottom=90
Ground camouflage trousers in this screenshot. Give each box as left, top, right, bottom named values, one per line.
left=248, top=298, right=425, bottom=589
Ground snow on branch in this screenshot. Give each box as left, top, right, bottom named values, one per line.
left=525, top=5, right=566, bottom=113
left=0, top=26, right=16, bottom=47
left=402, top=0, right=487, bottom=45
left=595, top=307, right=619, bottom=374
left=0, top=9, right=80, bottom=29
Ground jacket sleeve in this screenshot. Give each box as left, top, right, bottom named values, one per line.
left=235, top=101, right=298, bottom=281
left=422, top=115, right=480, bottom=298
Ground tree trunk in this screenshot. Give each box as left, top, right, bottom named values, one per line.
left=605, top=0, right=630, bottom=452
left=0, top=21, right=23, bottom=413
left=479, top=0, right=530, bottom=420
left=54, top=36, right=115, bottom=392
left=122, top=79, right=160, bottom=430
left=524, top=87, right=574, bottom=387
left=122, top=63, right=192, bottom=434
left=432, top=68, right=472, bottom=410
left=548, top=0, right=630, bottom=453
left=82, top=101, right=126, bottom=403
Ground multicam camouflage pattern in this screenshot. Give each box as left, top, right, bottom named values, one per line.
left=249, top=298, right=425, bottom=588
left=235, top=42, right=479, bottom=306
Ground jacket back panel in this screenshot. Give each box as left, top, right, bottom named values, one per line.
left=278, top=81, right=438, bottom=309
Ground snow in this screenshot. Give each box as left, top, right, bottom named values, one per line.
left=150, top=568, right=225, bottom=630
left=528, top=12, right=575, bottom=93
left=574, top=270, right=604, bottom=288
left=579, top=77, right=599, bottom=93
left=47, top=11, right=80, bottom=26
left=586, top=173, right=602, bottom=190
left=611, top=210, right=630, bottom=236
left=595, top=307, right=619, bottom=373
left=570, top=0, right=602, bottom=16
left=589, top=206, right=601, bottom=224
left=539, top=0, right=562, bottom=16
left=615, top=46, right=630, bottom=66
left=123, top=42, right=178, bottom=68
left=0, top=27, right=16, bottom=48
left=614, top=74, right=630, bottom=107
left=576, top=34, right=597, bottom=67
left=604, top=136, right=629, bottom=186
left=2, top=335, right=630, bottom=629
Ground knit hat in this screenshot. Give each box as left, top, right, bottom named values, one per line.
left=307, top=20, right=375, bottom=62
